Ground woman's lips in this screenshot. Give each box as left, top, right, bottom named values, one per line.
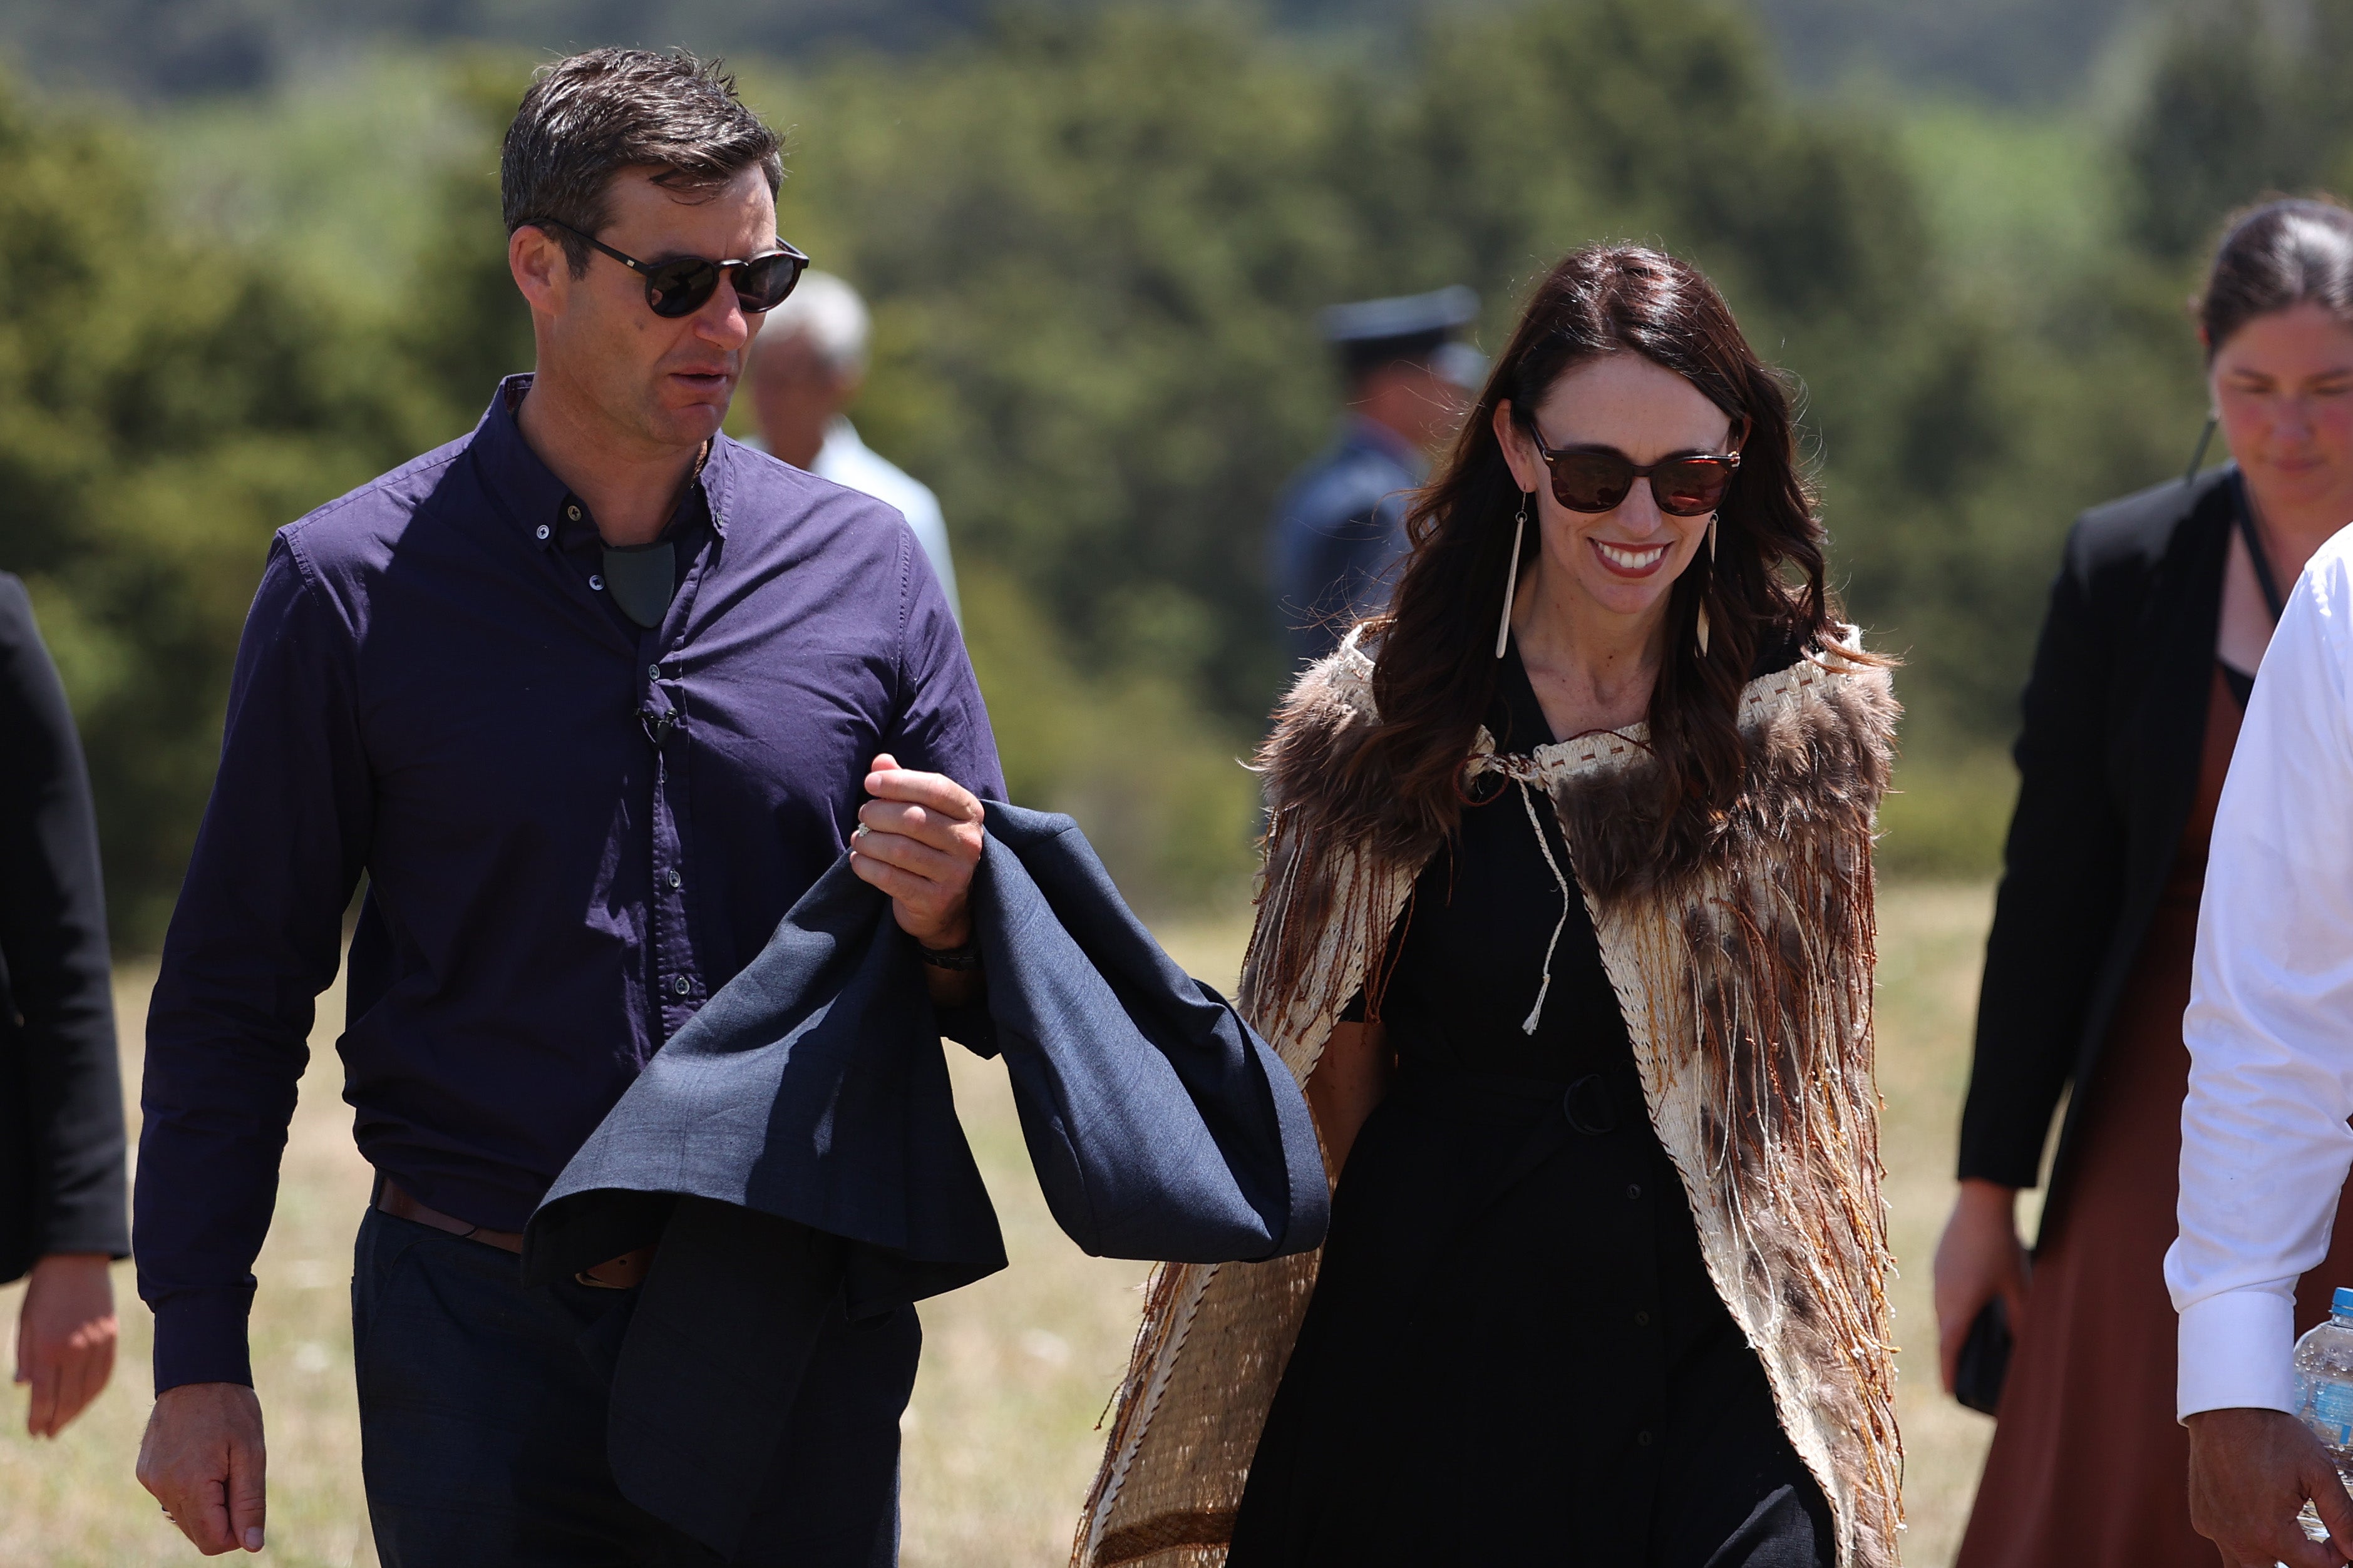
left=1590, top=538, right=1671, bottom=578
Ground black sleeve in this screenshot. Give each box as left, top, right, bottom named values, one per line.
left=0, top=575, right=127, bottom=1271
left=1957, top=526, right=2129, bottom=1188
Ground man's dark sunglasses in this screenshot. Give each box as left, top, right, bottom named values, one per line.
left=537, top=220, right=810, bottom=319
left=1525, top=424, right=1740, bottom=516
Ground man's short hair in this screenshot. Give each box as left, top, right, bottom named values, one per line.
left=753, top=271, right=871, bottom=377
left=502, top=48, right=785, bottom=277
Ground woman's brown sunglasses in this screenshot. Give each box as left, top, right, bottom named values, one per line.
left=1525, top=424, right=1741, bottom=516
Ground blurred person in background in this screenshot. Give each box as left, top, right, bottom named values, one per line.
left=1270, top=285, right=1482, bottom=667
left=1078, top=245, right=1900, bottom=1568
left=747, top=269, right=958, bottom=620
left=130, top=49, right=997, bottom=1564
left=0, top=572, right=126, bottom=1441
left=1937, top=196, right=2353, bottom=1567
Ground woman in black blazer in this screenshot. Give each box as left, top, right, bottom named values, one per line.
left=1940, top=197, right=2353, bottom=1565
left=1, top=570, right=126, bottom=1437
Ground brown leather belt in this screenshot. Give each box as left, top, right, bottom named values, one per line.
left=375, top=1179, right=653, bottom=1288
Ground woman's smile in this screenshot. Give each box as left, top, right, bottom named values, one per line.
left=1590, top=537, right=1672, bottom=577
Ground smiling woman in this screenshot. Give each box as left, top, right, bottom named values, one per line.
left=1075, top=246, right=1904, bottom=1568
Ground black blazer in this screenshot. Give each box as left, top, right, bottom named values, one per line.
left=1959, top=468, right=2236, bottom=1204
left=0, top=572, right=126, bottom=1282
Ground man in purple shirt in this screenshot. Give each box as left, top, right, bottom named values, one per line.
left=132, top=49, right=1000, bottom=1563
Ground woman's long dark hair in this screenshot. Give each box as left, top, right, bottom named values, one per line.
left=1339, top=243, right=1842, bottom=850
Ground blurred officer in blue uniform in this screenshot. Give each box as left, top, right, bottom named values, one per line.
left=1270, top=285, right=1483, bottom=665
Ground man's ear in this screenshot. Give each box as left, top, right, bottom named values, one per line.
left=509, top=224, right=569, bottom=316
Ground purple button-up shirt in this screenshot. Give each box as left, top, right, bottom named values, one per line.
left=136, top=378, right=1001, bottom=1391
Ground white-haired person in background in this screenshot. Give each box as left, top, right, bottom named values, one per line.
left=748, top=269, right=959, bottom=619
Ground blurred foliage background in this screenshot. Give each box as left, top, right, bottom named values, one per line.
left=0, top=0, right=2337, bottom=947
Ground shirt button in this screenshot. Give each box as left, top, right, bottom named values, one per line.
left=648, top=664, right=662, bottom=681
left=589, top=575, right=604, bottom=591
left=535, top=524, right=551, bottom=541
left=567, top=504, right=582, bottom=521
left=667, top=868, right=682, bottom=888
left=1637, top=1430, right=1654, bottom=1447
left=672, top=975, right=691, bottom=996
left=1627, top=1183, right=1642, bottom=1201
left=1634, top=1309, right=1650, bottom=1327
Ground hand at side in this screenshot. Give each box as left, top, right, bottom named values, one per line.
left=1931, top=1177, right=2029, bottom=1396
left=2187, top=1406, right=2353, bottom=1567
left=137, top=1381, right=267, bottom=1555
left=15, top=1251, right=117, bottom=1436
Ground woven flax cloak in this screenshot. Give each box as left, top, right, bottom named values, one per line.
left=1073, top=635, right=1904, bottom=1568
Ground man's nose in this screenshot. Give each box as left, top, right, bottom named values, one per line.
left=694, top=277, right=755, bottom=350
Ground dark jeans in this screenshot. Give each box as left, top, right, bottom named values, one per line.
left=351, top=1207, right=919, bottom=1567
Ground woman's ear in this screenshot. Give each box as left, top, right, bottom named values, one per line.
left=1492, top=400, right=1536, bottom=494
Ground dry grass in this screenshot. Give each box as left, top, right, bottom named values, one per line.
left=0, top=888, right=2004, bottom=1566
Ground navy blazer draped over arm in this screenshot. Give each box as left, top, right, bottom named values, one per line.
left=525, top=801, right=1327, bottom=1558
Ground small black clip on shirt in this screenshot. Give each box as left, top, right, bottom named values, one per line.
left=642, top=707, right=678, bottom=747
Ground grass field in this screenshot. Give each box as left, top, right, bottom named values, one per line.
left=0, top=884, right=2007, bottom=1567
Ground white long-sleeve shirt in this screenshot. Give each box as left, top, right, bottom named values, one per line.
left=2170, top=523, right=2353, bottom=1419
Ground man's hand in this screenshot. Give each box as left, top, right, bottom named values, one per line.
left=848, top=754, right=984, bottom=950
left=2188, top=1406, right=2353, bottom=1567
left=15, top=1251, right=118, bottom=1437
left=1932, top=1178, right=2029, bottom=1395
left=137, top=1382, right=267, bottom=1555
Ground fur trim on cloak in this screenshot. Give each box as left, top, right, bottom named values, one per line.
left=1074, top=636, right=1903, bottom=1568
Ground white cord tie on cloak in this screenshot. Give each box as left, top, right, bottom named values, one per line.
left=1515, top=776, right=1572, bottom=1034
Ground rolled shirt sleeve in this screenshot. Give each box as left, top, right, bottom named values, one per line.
left=136, top=539, right=371, bottom=1391
left=2169, top=531, right=2353, bottom=1419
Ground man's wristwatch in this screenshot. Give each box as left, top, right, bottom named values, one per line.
left=915, top=936, right=982, bottom=971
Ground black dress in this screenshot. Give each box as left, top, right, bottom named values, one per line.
left=1228, top=648, right=1832, bottom=1567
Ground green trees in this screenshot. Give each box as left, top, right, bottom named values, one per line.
left=759, top=0, right=2104, bottom=866
left=0, top=87, right=424, bottom=941
left=11, top=0, right=2347, bottom=942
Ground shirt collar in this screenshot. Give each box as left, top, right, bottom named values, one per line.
left=469, top=372, right=740, bottom=545
left=470, top=375, right=574, bottom=545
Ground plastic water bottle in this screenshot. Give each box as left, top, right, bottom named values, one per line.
left=2294, top=1286, right=2353, bottom=1541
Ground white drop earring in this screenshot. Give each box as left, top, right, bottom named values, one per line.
left=1495, top=493, right=1529, bottom=659
left=1696, top=513, right=1717, bottom=658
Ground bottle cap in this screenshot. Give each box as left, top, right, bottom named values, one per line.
left=2335, top=1286, right=2353, bottom=1316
